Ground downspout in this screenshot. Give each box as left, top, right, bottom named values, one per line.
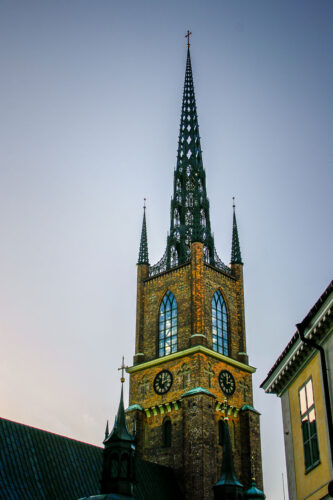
left=296, top=321, right=333, bottom=472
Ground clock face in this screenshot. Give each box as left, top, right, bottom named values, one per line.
left=153, top=370, right=173, bottom=395
left=219, top=370, right=236, bottom=396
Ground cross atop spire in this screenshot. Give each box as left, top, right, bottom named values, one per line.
left=185, top=30, right=192, bottom=48
left=118, top=356, right=128, bottom=384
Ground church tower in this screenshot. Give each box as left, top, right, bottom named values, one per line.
left=126, top=36, right=263, bottom=500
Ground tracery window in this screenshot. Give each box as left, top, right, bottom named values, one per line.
left=212, top=290, right=228, bottom=355
left=159, top=291, right=177, bottom=357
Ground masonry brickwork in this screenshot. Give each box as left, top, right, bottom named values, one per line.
left=127, top=241, right=263, bottom=499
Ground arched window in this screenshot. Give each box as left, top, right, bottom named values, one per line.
left=212, top=290, right=228, bottom=355
left=163, top=419, right=172, bottom=447
left=159, top=291, right=177, bottom=356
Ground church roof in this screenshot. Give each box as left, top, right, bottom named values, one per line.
left=0, top=417, right=183, bottom=500
left=0, top=417, right=101, bottom=499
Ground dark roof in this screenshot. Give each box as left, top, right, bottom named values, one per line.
left=261, top=280, right=333, bottom=388
left=0, top=417, right=183, bottom=500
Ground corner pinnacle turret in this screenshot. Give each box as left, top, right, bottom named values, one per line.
left=138, top=200, right=149, bottom=265
left=231, top=198, right=242, bottom=265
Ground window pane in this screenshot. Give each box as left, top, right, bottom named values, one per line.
left=306, top=380, right=314, bottom=408
left=299, top=387, right=307, bottom=414
left=311, top=436, right=320, bottom=463
left=302, top=417, right=310, bottom=442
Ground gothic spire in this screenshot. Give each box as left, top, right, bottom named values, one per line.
left=213, top=418, right=244, bottom=499
left=231, top=198, right=242, bottom=265
left=138, top=200, right=149, bottom=265
left=166, top=42, right=215, bottom=267
left=104, top=384, right=134, bottom=446
left=101, top=361, right=135, bottom=497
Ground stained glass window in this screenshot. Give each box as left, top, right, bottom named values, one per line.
left=212, top=290, right=228, bottom=355
left=159, top=291, right=177, bottom=357
left=299, top=379, right=320, bottom=471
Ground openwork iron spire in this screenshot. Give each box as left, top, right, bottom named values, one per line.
left=138, top=200, right=149, bottom=265
left=148, top=37, right=232, bottom=277
left=166, top=45, right=215, bottom=268
left=231, top=198, right=242, bottom=264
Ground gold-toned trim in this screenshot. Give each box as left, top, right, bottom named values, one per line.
left=127, top=345, right=256, bottom=374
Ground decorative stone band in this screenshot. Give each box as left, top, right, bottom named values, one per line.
left=215, top=400, right=240, bottom=418
left=143, top=400, right=182, bottom=418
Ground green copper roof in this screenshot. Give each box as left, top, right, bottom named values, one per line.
left=138, top=205, right=149, bottom=265
left=181, top=386, right=216, bottom=398
left=245, top=481, right=266, bottom=499
left=125, top=404, right=143, bottom=413
left=231, top=200, right=242, bottom=264
left=241, top=404, right=261, bottom=414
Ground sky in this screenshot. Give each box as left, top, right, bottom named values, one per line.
left=0, top=1, right=332, bottom=498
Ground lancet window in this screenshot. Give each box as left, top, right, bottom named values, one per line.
left=212, top=290, right=228, bottom=355
left=159, top=291, right=177, bottom=357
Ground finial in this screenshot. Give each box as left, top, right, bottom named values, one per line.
left=185, top=30, right=192, bottom=48
left=118, top=356, right=128, bottom=384
left=232, top=196, right=235, bottom=210
left=143, top=197, right=146, bottom=211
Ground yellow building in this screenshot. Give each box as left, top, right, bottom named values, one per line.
left=261, top=281, right=333, bottom=500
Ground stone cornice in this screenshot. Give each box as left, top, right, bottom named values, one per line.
left=127, top=345, right=256, bottom=374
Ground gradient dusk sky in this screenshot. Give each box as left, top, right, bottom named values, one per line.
left=0, top=1, right=332, bottom=499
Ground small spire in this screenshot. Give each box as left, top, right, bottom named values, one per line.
left=104, top=420, right=109, bottom=440
left=101, top=364, right=135, bottom=497
left=231, top=197, right=243, bottom=264
left=104, top=357, right=133, bottom=446
left=138, top=199, right=149, bottom=265
left=214, top=418, right=243, bottom=499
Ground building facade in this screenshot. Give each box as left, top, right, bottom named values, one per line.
left=125, top=43, right=263, bottom=500
left=261, top=281, right=333, bottom=500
